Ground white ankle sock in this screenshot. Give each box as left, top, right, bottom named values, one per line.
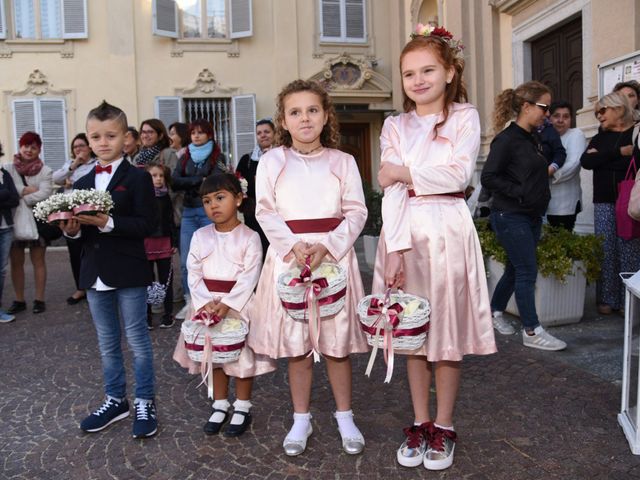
left=230, top=399, right=252, bottom=425
left=334, top=410, right=362, bottom=439
left=287, top=412, right=312, bottom=440
left=209, top=399, right=230, bottom=423
left=434, top=422, right=455, bottom=431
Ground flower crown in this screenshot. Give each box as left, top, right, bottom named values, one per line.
left=410, top=24, right=464, bottom=58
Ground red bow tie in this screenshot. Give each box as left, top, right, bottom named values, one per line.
left=95, top=164, right=112, bottom=174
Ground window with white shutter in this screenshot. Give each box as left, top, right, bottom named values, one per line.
left=12, top=98, right=68, bottom=170
left=153, top=0, right=179, bottom=38
left=231, top=94, right=255, bottom=169
left=320, top=0, right=366, bottom=43
left=0, top=0, right=7, bottom=39
left=62, top=0, right=88, bottom=39
left=155, top=97, right=184, bottom=129
left=230, top=0, right=252, bottom=39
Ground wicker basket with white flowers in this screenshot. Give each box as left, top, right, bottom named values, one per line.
left=70, top=189, right=114, bottom=216
left=33, top=192, right=75, bottom=224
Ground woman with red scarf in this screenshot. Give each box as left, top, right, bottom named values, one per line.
left=5, top=132, right=53, bottom=315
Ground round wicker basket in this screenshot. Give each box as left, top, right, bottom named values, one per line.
left=277, top=262, right=347, bottom=320
left=357, top=292, right=430, bottom=350
left=181, top=318, right=248, bottom=363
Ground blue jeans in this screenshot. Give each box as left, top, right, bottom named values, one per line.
left=180, top=206, right=212, bottom=295
left=86, top=287, right=155, bottom=400
left=490, top=211, right=542, bottom=330
left=0, top=227, right=13, bottom=308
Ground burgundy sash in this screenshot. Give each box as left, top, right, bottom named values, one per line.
left=203, top=279, right=236, bottom=293
left=184, top=341, right=245, bottom=353
left=408, top=189, right=464, bottom=199
left=286, top=217, right=342, bottom=233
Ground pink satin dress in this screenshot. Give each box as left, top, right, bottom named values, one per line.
left=372, top=103, right=497, bottom=361
left=173, top=223, right=276, bottom=378
left=248, top=146, right=370, bottom=359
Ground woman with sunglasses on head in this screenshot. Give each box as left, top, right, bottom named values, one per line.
left=581, top=92, right=640, bottom=316
left=481, top=81, right=567, bottom=351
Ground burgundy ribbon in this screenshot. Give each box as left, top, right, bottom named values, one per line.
left=285, top=217, right=342, bottom=233
left=408, top=189, right=464, bottom=199
left=184, top=340, right=245, bottom=352
left=192, top=309, right=222, bottom=326
left=203, top=279, right=236, bottom=293
left=367, top=297, right=403, bottom=328
left=281, top=287, right=346, bottom=310
left=361, top=323, right=429, bottom=337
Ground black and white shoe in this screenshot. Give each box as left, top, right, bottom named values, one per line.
left=132, top=399, right=158, bottom=438
left=80, top=397, right=130, bottom=433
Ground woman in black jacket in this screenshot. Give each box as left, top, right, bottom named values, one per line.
left=0, top=142, right=20, bottom=323
left=580, top=91, right=640, bottom=315
left=172, top=119, right=228, bottom=318
left=481, top=80, right=566, bottom=351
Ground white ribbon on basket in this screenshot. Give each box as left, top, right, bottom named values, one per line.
left=364, top=289, right=405, bottom=383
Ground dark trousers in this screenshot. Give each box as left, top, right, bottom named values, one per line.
left=147, top=257, right=173, bottom=319
left=66, top=236, right=83, bottom=290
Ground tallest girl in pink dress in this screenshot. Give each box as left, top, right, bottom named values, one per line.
left=372, top=26, right=496, bottom=471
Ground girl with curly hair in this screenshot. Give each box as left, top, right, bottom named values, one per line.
left=248, top=79, right=369, bottom=457
left=372, top=27, right=497, bottom=470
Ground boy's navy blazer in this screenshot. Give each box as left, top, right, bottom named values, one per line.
left=72, top=160, right=157, bottom=289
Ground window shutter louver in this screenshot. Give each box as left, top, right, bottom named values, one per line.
left=152, top=0, right=178, bottom=38
left=0, top=0, right=6, bottom=39
left=230, top=0, right=252, bottom=39
left=39, top=99, right=68, bottom=170
left=231, top=94, right=256, bottom=169
left=12, top=100, right=37, bottom=153
left=62, top=0, right=88, bottom=39
left=321, top=0, right=341, bottom=39
left=345, top=0, right=364, bottom=40
left=155, top=97, right=183, bottom=129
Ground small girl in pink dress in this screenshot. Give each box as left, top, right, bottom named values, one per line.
left=248, top=79, right=369, bottom=457
left=173, top=173, right=276, bottom=437
left=372, top=27, right=497, bottom=470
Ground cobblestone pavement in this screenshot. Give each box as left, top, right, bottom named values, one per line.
left=2, top=247, right=640, bottom=480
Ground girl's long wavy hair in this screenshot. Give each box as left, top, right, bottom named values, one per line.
left=274, top=79, right=340, bottom=149
left=492, top=81, right=551, bottom=133
left=400, top=35, right=467, bottom=137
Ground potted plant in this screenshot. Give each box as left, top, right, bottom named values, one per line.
left=361, top=182, right=383, bottom=268
left=475, top=219, right=603, bottom=326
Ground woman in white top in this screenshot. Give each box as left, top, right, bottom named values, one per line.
left=52, top=133, right=97, bottom=304
left=547, top=101, right=587, bottom=231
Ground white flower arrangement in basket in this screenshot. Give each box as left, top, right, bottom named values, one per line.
left=357, top=289, right=430, bottom=383
left=181, top=315, right=249, bottom=398
left=70, top=188, right=114, bottom=216
left=277, top=260, right=347, bottom=362
left=33, top=193, right=74, bottom=224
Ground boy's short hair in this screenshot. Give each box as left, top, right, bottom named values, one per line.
left=87, top=101, right=128, bottom=133
left=549, top=100, right=573, bottom=116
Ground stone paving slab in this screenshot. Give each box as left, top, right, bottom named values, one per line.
left=2, top=250, right=640, bottom=479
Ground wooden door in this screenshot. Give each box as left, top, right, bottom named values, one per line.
left=339, top=123, right=371, bottom=184
left=532, top=17, right=583, bottom=125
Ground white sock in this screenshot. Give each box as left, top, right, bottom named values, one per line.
left=434, top=422, right=455, bottom=431
left=209, top=399, right=230, bottom=423
left=286, top=412, right=312, bottom=440
left=334, top=410, right=363, bottom=439
left=230, top=399, right=252, bottom=425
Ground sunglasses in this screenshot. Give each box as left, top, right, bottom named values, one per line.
left=594, top=106, right=609, bottom=117
left=533, top=102, right=549, bottom=113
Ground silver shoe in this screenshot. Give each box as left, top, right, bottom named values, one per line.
left=423, top=425, right=456, bottom=471
left=334, top=411, right=365, bottom=455
left=396, top=424, right=428, bottom=467
left=283, top=424, right=313, bottom=456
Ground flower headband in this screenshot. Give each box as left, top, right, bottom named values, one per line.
left=410, top=24, right=464, bottom=58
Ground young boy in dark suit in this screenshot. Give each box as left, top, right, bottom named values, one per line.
left=61, top=101, right=159, bottom=438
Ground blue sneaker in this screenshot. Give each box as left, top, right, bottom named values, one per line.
left=0, top=310, right=15, bottom=323
left=133, top=399, right=158, bottom=438
left=80, top=396, right=130, bottom=432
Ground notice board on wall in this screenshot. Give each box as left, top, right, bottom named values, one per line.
left=598, top=50, right=640, bottom=96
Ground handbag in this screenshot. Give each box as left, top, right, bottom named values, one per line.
left=147, top=263, right=173, bottom=305
left=616, top=156, right=640, bottom=240
left=13, top=198, right=39, bottom=241
left=19, top=175, right=61, bottom=242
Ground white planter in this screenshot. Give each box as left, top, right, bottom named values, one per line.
left=485, top=257, right=586, bottom=327
left=362, top=235, right=379, bottom=269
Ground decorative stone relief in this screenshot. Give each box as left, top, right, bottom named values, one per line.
left=175, top=68, right=239, bottom=97
left=4, top=69, right=71, bottom=97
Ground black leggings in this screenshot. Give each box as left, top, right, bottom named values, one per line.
left=147, top=257, right=173, bottom=318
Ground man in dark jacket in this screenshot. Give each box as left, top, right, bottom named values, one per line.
left=0, top=142, right=20, bottom=323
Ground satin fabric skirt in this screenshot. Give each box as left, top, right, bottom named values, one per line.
left=372, top=195, right=496, bottom=361
left=172, top=304, right=277, bottom=379
left=248, top=231, right=369, bottom=359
